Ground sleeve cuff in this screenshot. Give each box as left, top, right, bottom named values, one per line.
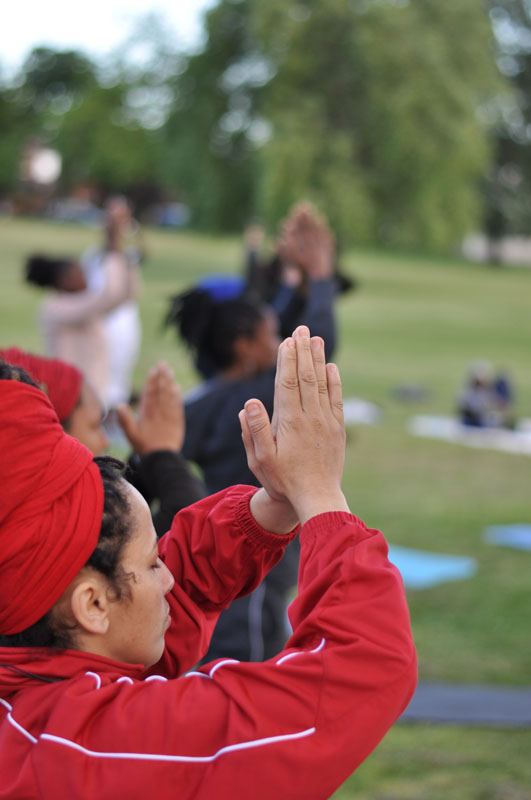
left=300, top=511, right=369, bottom=545
left=234, top=487, right=300, bottom=550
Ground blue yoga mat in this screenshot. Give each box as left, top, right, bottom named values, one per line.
left=483, top=524, right=531, bottom=551
left=387, top=545, right=478, bottom=590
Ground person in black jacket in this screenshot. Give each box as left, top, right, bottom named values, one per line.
left=243, top=207, right=356, bottom=339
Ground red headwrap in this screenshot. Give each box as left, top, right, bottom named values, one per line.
left=0, top=381, right=103, bottom=635
left=0, top=347, right=82, bottom=423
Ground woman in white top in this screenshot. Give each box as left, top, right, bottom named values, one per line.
left=81, top=196, right=143, bottom=408
left=25, top=249, right=134, bottom=407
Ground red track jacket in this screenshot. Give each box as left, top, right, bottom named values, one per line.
left=0, top=486, right=416, bottom=799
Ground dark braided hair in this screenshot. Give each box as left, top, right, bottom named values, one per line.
left=25, top=254, right=72, bottom=289
left=85, top=456, right=133, bottom=601
left=0, top=457, right=133, bottom=650
left=165, top=288, right=266, bottom=378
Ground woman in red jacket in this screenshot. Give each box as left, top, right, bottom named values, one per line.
left=0, top=327, right=416, bottom=800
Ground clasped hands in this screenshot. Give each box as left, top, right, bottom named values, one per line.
left=117, top=362, right=184, bottom=456
left=277, top=203, right=335, bottom=282
left=242, top=326, right=349, bottom=530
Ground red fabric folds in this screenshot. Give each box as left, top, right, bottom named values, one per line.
left=0, top=381, right=103, bottom=635
left=0, top=346, right=83, bottom=423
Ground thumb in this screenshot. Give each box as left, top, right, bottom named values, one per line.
left=115, top=403, right=138, bottom=445
left=243, top=400, right=275, bottom=460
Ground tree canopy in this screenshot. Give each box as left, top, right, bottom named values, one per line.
left=1, top=1, right=528, bottom=253
left=483, top=0, right=531, bottom=238
left=164, top=0, right=502, bottom=250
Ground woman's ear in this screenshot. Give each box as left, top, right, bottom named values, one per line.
left=69, top=572, right=111, bottom=636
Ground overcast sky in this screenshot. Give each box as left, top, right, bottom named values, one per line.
left=0, top=0, right=216, bottom=76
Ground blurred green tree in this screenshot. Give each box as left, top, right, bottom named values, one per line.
left=12, top=47, right=98, bottom=116
left=254, top=0, right=502, bottom=250
left=0, top=87, right=31, bottom=193
left=0, top=4, right=512, bottom=252
left=0, top=33, right=172, bottom=209
left=53, top=84, right=161, bottom=200
left=163, top=0, right=502, bottom=250
left=0, top=48, right=98, bottom=194
left=161, top=0, right=267, bottom=231
left=483, top=1, right=531, bottom=245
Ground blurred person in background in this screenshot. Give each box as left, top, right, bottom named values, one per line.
left=24, top=215, right=136, bottom=408
left=0, top=346, right=107, bottom=456
left=492, top=369, right=516, bottom=429
left=243, top=204, right=356, bottom=338
left=81, top=196, right=144, bottom=410
left=457, top=360, right=515, bottom=429
left=0, top=348, right=205, bottom=535
left=165, top=204, right=339, bottom=663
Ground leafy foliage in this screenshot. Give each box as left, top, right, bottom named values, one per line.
left=53, top=85, right=161, bottom=197
left=161, top=0, right=267, bottom=231
left=0, top=31, right=172, bottom=206
left=1, top=1, right=529, bottom=253
left=254, top=0, right=501, bottom=249
left=484, top=0, right=531, bottom=239
left=162, top=0, right=502, bottom=249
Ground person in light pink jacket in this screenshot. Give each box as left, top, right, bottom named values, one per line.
left=25, top=247, right=135, bottom=407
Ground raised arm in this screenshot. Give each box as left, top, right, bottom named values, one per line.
left=275, top=205, right=337, bottom=358
left=118, top=363, right=207, bottom=536
left=170, top=328, right=416, bottom=796
left=44, top=329, right=415, bottom=800
left=150, top=486, right=298, bottom=676
left=240, top=326, right=348, bottom=527
left=41, top=252, right=133, bottom=325
left=107, top=328, right=415, bottom=800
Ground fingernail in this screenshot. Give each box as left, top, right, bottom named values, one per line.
left=311, top=337, right=323, bottom=352
left=246, top=402, right=260, bottom=417
left=285, top=337, right=295, bottom=348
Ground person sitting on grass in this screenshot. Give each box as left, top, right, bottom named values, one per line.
left=0, top=327, right=416, bottom=800
left=457, top=360, right=515, bottom=430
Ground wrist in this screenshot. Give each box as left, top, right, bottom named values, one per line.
left=250, top=488, right=299, bottom=535
left=136, top=442, right=180, bottom=456
left=138, top=445, right=180, bottom=457
left=292, top=489, right=350, bottom=528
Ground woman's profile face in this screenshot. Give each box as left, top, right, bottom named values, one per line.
left=247, top=310, right=281, bottom=374
left=103, top=483, right=175, bottom=668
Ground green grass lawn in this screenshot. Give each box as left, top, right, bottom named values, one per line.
left=2, top=217, right=531, bottom=798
